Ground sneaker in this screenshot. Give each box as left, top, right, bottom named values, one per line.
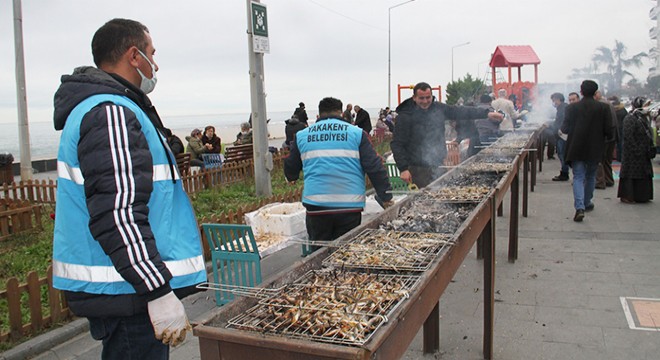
left=573, top=209, right=585, bottom=222
left=585, top=203, right=595, bottom=212
left=552, top=174, right=569, bottom=181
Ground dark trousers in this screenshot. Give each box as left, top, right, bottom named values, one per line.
left=306, top=212, right=361, bottom=250
left=409, top=165, right=447, bottom=188
left=596, top=141, right=616, bottom=187
left=88, top=312, right=168, bottom=360
left=541, top=127, right=556, bottom=159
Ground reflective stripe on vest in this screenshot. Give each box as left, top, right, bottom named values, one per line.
left=304, top=194, right=366, bottom=203
left=52, top=255, right=205, bottom=283
left=58, top=161, right=179, bottom=185
left=301, top=149, right=360, bottom=161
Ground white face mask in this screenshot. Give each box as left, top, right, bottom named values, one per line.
left=136, top=49, right=157, bottom=94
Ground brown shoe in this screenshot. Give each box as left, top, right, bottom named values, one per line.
left=620, top=198, right=635, bottom=204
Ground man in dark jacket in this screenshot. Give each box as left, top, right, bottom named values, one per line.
left=391, top=82, right=503, bottom=187
left=293, top=102, right=309, bottom=126
left=52, top=19, right=205, bottom=358
left=353, top=105, right=372, bottom=134
left=561, top=80, right=613, bottom=222
left=284, top=115, right=306, bottom=148
left=550, top=93, right=570, bottom=181
left=595, top=90, right=619, bottom=189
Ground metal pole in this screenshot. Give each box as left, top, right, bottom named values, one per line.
left=12, top=0, right=32, bottom=181
left=451, top=41, right=470, bottom=83
left=387, top=9, right=391, bottom=109
left=388, top=0, right=414, bottom=108
left=246, top=0, right=272, bottom=196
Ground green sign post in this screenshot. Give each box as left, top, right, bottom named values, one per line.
left=251, top=2, right=269, bottom=53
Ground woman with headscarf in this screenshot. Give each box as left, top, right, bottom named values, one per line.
left=617, top=96, right=655, bottom=203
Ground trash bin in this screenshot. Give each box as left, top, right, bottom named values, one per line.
left=0, top=153, right=14, bottom=185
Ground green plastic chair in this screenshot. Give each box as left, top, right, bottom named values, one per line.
left=201, top=224, right=262, bottom=305
left=385, top=162, right=408, bottom=191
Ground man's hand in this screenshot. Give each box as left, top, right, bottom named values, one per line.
left=400, top=170, right=413, bottom=184
left=147, top=291, right=192, bottom=347
left=382, top=200, right=395, bottom=209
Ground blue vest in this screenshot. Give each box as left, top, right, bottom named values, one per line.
left=53, top=94, right=206, bottom=295
left=296, top=118, right=366, bottom=208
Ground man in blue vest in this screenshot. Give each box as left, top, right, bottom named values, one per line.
left=284, top=97, right=394, bottom=246
left=52, top=19, right=206, bottom=359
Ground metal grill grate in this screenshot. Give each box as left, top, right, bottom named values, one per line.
left=323, top=229, right=454, bottom=272
left=226, top=269, right=420, bottom=346
left=418, top=186, right=492, bottom=203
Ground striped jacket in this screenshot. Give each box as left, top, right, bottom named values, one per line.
left=52, top=67, right=205, bottom=317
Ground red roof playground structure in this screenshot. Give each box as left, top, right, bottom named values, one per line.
left=489, top=45, right=540, bottom=109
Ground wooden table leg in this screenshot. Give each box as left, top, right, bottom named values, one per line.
left=483, top=196, right=496, bottom=360
left=508, top=173, right=519, bottom=263
left=523, top=156, right=529, bottom=217
left=423, top=302, right=440, bottom=354
left=530, top=149, right=537, bottom=192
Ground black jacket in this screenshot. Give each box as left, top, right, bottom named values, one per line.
left=354, top=108, right=372, bottom=134
left=561, top=97, right=613, bottom=163
left=285, top=117, right=306, bottom=146
left=391, top=98, right=488, bottom=171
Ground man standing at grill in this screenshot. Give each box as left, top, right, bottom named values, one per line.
left=284, top=97, right=393, bottom=246
left=391, top=82, right=503, bottom=187
left=52, top=19, right=206, bottom=358
left=561, top=80, right=613, bottom=222
left=353, top=105, right=372, bottom=134
left=550, top=93, right=570, bottom=181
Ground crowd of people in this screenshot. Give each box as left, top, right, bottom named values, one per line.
left=50, top=17, right=657, bottom=359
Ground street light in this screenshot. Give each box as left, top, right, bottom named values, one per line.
left=451, top=41, right=470, bottom=82
left=388, top=0, right=415, bottom=108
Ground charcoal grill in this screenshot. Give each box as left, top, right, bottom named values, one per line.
left=381, top=202, right=477, bottom=234
left=220, top=269, right=420, bottom=347
left=323, top=229, right=454, bottom=272
left=194, top=128, right=543, bottom=360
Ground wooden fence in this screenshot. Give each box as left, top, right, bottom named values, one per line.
left=0, top=266, right=72, bottom=343
left=0, top=151, right=293, bottom=203
left=0, top=199, right=43, bottom=240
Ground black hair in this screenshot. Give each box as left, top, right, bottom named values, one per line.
left=550, top=92, right=565, bottom=102
left=479, top=94, right=492, bottom=104
left=568, top=92, right=579, bottom=99
left=318, top=97, right=343, bottom=115
left=580, top=80, right=598, bottom=97
left=92, top=18, right=149, bottom=67
left=413, top=82, right=432, bottom=96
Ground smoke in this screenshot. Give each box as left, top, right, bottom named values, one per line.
left=525, top=82, right=579, bottom=125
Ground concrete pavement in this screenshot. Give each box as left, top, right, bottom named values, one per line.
left=3, top=158, right=660, bottom=359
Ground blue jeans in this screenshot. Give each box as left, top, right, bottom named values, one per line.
left=556, top=138, right=568, bottom=174
left=88, top=312, right=169, bottom=360
left=571, top=161, right=598, bottom=210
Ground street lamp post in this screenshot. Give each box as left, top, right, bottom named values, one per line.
left=451, top=41, right=470, bottom=82
left=388, top=0, right=415, bottom=108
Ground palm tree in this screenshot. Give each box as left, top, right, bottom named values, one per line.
left=592, top=40, right=646, bottom=92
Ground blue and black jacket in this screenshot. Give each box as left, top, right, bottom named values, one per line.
left=52, top=67, right=206, bottom=317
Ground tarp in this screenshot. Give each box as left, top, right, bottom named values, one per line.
left=489, top=45, right=540, bottom=68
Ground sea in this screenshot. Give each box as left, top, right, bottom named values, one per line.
left=1, top=108, right=380, bottom=161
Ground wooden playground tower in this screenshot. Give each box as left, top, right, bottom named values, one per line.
left=489, top=45, right=540, bottom=109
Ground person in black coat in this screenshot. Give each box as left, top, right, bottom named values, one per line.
left=391, top=82, right=503, bottom=187
left=353, top=105, right=372, bottom=134
left=561, top=80, right=613, bottom=222
left=293, top=102, right=309, bottom=126
left=284, top=115, right=306, bottom=148
left=617, top=96, right=655, bottom=203
left=164, top=128, right=184, bottom=156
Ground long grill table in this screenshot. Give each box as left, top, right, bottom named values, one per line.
left=193, top=129, right=541, bottom=359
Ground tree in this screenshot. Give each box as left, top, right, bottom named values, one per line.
left=591, top=40, right=646, bottom=93
left=445, top=73, right=486, bottom=105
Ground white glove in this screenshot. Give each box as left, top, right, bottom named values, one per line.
left=147, top=291, right=192, bottom=347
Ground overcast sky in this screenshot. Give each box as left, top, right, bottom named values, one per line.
left=0, top=0, right=655, bottom=125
